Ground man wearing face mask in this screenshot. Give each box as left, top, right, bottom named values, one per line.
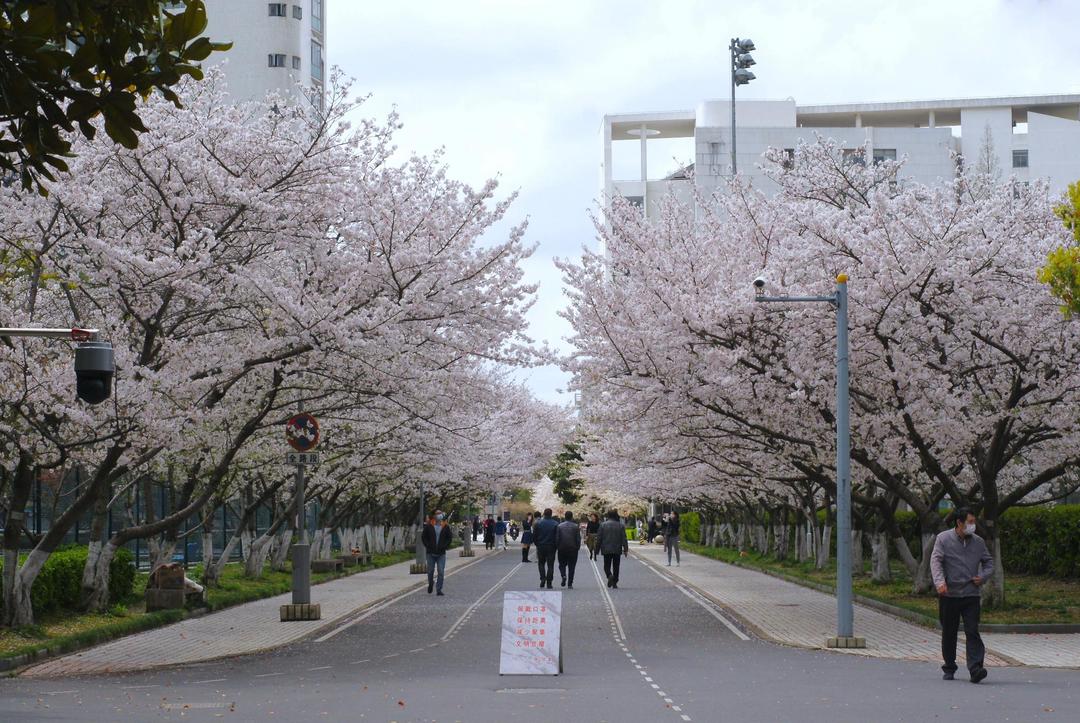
left=422, top=511, right=453, bottom=596
left=930, top=507, right=994, bottom=683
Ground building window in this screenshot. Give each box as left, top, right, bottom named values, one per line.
left=268, top=3, right=287, bottom=16
left=268, top=53, right=287, bottom=68
left=292, top=5, right=302, bottom=19
left=292, top=56, right=301, bottom=70
left=1012, top=149, right=1029, bottom=168
left=872, top=148, right=897, bottom=164
left=311, top=0, right=323, bottom=33
left=311, top=40, right=323, bottom=81
left=842, top=148, right=866, bottom=167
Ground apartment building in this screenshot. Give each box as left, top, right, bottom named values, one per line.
left=193, top=0, right=327, bottom=106
left=602, top=94, right=1080, bottom=217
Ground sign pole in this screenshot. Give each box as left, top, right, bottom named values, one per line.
left=291, top=458, right=310, bottom=605
left=280, top=410, right=321, bottom=621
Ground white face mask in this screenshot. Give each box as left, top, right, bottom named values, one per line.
left=964, top=523, right=976, bottom=536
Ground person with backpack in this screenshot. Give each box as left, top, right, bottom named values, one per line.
left=556, top=511, right=582, bottom=589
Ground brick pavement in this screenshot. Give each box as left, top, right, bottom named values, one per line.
left=633, top=544, right=1079, bottom=669
left=22, top=547, right=501, bottom=678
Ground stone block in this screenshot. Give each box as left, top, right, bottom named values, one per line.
left=339, top=554, right=359, bottom=567
left=826, top=636, right=867, bottom=649
left=279, top=603, right=322, bottom=621
left=311, top=559, right=343, bottom=573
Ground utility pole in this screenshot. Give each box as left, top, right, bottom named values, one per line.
left=729, top=37, right=757, bottom=176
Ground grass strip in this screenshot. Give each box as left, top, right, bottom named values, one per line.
left=682, top=542, right=1080, bottom=626
left=0, top=549, right=414, bottom=664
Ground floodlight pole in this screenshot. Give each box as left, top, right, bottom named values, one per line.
left=730, top=39, right=738, bottom=175
left=754, top=275, right=861, bottom=647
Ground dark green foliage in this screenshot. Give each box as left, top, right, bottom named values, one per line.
left=0, top=545, right=136, bottom=615
left=0, top=0, right=230, bottom=193
left=999, top=505, right=1080, bottom=577
left=547, top=442, right=584, bottom=505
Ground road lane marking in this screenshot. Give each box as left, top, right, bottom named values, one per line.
left=121, top=684, right=159, bottom=690
left=441, top=562, right=521, bottom=642
left=42, top=690, right=78, bottom=695
left=190, top=679, right=228, bottom=684
left=254, top=672, right=283, bottom=678
left=640, top=558, right=750, bottom=641
left=589, top=558, right=626, bottom=641
left=307, top=665, right=332, bottom=671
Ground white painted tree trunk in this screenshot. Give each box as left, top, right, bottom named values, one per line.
left=851, top=530, right=864, bottom=575
left=202, top=532, right=215, bottom=570
left=3, top=547, right=50, bottom=627
left=240, top=530, right=253, bottom=562
left=912, top=532, right=937, bottom=593
left=815, top=523, right=832, bottom=569
left=151, top=539, right=176, bottom=571
left=871, top=532, right=892, bottom=582
left=270, top=528, right=292, bottom=571
left=244, top=533, right=274, bottom=578
left=205, top=532, right=241, bottom=586
left=891, top=534, right=920, bottom=579
left=82, top=539, right=120, bottom=612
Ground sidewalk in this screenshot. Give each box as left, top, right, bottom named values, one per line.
left=632, top=544, right=1080, bottom=669
left=21, top=546, right=501, bottom=678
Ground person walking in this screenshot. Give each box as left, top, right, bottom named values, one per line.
left=930, top=507, right=993, bottom=683
left=647, top=515, right=658, bottom=544
left=471, top=515, right=481, bottom=542
left=495, top=516, right=508, bottom=550
left=664, top=511, right=681, bottom=566
left=520, top=513, right=535, bottom=563
left=532, top=508, right=560, bottom=589
left=556, top=511, right=582, bottom=589
left=585, top=513, right=600, bottom=560
left=598, top=509, right=629, bottom=589
left=483, top=515, right=495, bottom=550
left=421, top=511, right=453, bottom=596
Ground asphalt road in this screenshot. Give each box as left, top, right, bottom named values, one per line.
left=1, top=550, right=1076, bottom=722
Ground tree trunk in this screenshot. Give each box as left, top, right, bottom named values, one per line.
left=981, top=531, right=1005, bottom=607
left=271, top=527, right=292, bottom=571
left=79, top=491, right=111, bottom=611
left=891, top=534, right=920, bottom=579
left=871, top=532, right=892, bottom=582
left=82, top=539, right=120, bottom=612
left=205, top=527, right=242, bottom=587
left=4, top=548, right=50, bottom=627
left=912, top=532, right=937, bottom=594
left=815, top=522, right=832, bottom=570
left=851, top=530, right=864, bottom=575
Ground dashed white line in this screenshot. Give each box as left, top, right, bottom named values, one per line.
left=307, top=665, right=332, bottom=671
left=254, top=672, right=283, bottom=678
left=121, top=684, right=159, bottom=690
left=190, top=678, right=227, bottom=684
left=42, top=690, right=78, bottom=695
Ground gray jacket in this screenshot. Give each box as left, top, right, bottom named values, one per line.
left=597, top=519, right=629, bottom=555
left=930, top=529, right=994, bottom=598
left=556, top=520, right=581, bottom=552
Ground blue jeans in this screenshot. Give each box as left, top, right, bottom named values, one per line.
left=426, top=553, right=446, bottom=592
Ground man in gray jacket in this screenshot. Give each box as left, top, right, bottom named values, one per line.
left=556, top=511, right=582, bottom=589
left=597, top=509, right=629, bottom=589
left=930, top=507, right=994, bottom=683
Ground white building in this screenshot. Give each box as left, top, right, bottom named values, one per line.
left=602, top=94, right=1080, bottom=217
left=195, top=0, right=327, bottom=106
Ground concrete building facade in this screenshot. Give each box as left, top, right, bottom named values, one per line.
left=602, top=94, right=1080, bottom=217
left=184, top=0, right=327, bottom=106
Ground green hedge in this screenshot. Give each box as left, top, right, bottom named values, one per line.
left=680, top=512, right=701, bottom=544
left=999, top=506, right=1080, bottom=577
left=0, top=545, right=136, bottom=615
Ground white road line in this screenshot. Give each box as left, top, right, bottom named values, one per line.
left=121, top=684, right=159, bottom=690
left=441, top=562, right=521, bottom=642
left=254, top=672, right=283, bottom=678
left=676, top=585, right=750, bottom=641
left=307, top=665, right=332, bottom=671
left=42, top=690, right=78, bottom=695
left=589, top=558, right=626, bottom=641
left=409, top=648, right=424, bottom=653
left=350, top=659, right=370, bottom=664
left=190, top=679, right=227, bottom=684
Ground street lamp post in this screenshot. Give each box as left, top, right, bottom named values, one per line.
left=754, top=274, right=864, bottom=649
left=729, top=37, right=757, bottom=176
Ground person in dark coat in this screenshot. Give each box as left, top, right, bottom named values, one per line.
left=585, top=513, right=601, bottom=560
left=520, top=513, right=535, bottom=563
left=472, top=515, right=481, bottom=541
left=532, top=508, right=560, bottom=589
left=483, top=515, right=495, bottom=550
left=556, top=511, right=582, bottom=589
left=597, top=509, right=629, bottom=588
left=664, top=511, right=681, bottom=566
left=421, top=511, right=453, bottom=596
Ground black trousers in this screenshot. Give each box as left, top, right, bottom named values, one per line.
left=536, top=546, right=556, bottom=584
left=939, top=595, right=985, bottom=673
left=602, top=552, right=622, bottom=583
left=558, top=548, right=579, bottom=585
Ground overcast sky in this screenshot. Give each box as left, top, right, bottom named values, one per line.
left=325, top=0, right=1080, bottom=404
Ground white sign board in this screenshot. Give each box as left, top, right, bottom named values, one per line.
left=500, top=590, right=562, bottom=675
left=286, top=452, right=320, bottom=465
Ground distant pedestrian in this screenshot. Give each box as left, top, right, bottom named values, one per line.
left=647, top=516, right=658, bottom=543
left=483, top=515, right=495, bottom=550
left=585, top=513, right=600, bottom=560
left=532, top=508, right=560, bottom=589
left=495, top=516, right=508, bottom=550
left=930, top=507, right=993, bottom=683
left=598, top=509, right=629, bottom=589
left=556, top=511, right=582, bottom=589
left=422, top=511, right=453, bottom=596
left=521, top=513, right=535, bottom=563
left=472, top=515, right=481, bottom=542
left=664, top=511, right=681, bottom=566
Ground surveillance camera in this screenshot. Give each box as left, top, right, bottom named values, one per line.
left=74, top=341, right=114, bottom=405
left=753, top=275, right=767, bottom=290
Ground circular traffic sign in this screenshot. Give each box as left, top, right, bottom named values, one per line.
left=285, top=413, right=320, bottom=451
